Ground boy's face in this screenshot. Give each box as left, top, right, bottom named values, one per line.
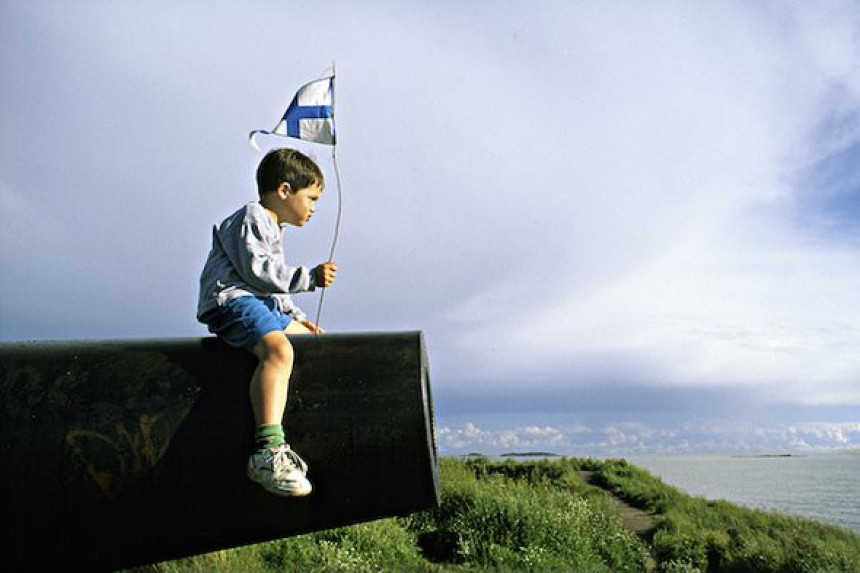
left=277, top=182, right=322, bottom=227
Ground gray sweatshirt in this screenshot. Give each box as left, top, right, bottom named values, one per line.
left=197, top=201, right=316, bottom=322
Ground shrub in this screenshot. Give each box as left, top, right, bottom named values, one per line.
left=414, top=458, right=649, bottom=571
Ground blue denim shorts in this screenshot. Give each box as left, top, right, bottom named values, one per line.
left=200, top=296, right=292, bottom=350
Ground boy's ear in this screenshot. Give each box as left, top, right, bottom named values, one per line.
left=276, top=182, right=292, bottom=196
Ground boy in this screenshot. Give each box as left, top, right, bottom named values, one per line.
left=197, top=148, right=338, bottom=497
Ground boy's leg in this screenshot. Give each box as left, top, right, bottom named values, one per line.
left=248, top=322, right=311, bottom=430
left=249, top=330, right=294, bottom=428
left=203, top=297, right=312, bottom=495
left=247, top=327, right=312, bottom=497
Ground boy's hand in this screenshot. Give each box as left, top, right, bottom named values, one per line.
left=301, top=320, right=325, bottom=334
left=314, top=262, right=338, bottom=288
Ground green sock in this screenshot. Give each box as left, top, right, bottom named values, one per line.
left=255, top=424, right=285, bottom=451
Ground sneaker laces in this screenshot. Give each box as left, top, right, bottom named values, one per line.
left=271, top=444, right=308, bottom=476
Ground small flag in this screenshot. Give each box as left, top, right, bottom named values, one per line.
left=250, top=75, right=336, bottom=150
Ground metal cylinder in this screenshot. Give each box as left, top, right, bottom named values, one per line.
left=0, top=331, right=438, bottom=571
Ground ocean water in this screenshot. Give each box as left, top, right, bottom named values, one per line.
left=628, top=451, right=860, bottom=534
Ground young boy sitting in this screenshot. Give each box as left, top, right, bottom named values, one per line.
left=196, top=148, right=338, bottom=496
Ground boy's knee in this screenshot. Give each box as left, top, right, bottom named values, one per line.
left=253, top=332, right=295, bottom=367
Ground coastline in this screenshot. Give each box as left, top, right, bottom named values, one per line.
left=627, top=450, right=860, bottom=534
left=461, top=450, right=860, bottom=535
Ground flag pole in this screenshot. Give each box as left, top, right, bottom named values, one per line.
left=314, top=62, right=342, bottom=335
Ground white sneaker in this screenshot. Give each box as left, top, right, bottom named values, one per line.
left=247, top=444, right=312, bottom=497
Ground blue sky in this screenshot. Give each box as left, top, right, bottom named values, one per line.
left=2, top=1, right=859, bottom=455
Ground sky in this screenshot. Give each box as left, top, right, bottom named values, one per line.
left=2, top=1, right=860, bottom=456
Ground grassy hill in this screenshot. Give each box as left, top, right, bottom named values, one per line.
left=135, top=457, right=860, bottom=572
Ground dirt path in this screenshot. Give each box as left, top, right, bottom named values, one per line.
left=580, top=471, right=656, bottom=537
left=580, top=471, right=657, bottom=571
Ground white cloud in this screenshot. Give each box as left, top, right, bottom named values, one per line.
left=438, top=420, right=860, bottom=456
left=438, top=423, right=567, bottom=452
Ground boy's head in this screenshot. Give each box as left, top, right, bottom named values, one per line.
left=257, top=148, right=325, bottom=227
left=256, top=148, right=324, bottom=198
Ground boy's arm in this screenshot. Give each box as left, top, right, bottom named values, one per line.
left=272, top=263, right=337, bottom=324
left=240, top=244, right=315, bottom=295
left=301, top=320, right=325, bottom=334
left=314, top=262, right=338, bottom=288
left=223, top=212, right=316, bottom=296
left=272, top=293, right=308, bottom=321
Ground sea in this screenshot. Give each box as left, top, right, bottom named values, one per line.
left=626, top=451, right=860, bottom=534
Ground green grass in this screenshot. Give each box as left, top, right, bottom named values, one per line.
left=134, top=457, right=860, bottom=572
left=409, top=458, right=647, bottom=571
left=595, top=458, right=860, bottom=572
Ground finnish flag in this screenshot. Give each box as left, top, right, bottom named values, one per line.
left=250, top=76, right=335, bottom=149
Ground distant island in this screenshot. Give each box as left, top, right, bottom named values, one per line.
left=730, top=453, right=799, bottom=459
left=500, top=451, right=560, bottom=458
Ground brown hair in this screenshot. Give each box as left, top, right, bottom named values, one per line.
left=256, top=148, right=324, bottom=197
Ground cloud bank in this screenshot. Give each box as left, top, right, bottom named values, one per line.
left=439, top=421, right=860, bottom=456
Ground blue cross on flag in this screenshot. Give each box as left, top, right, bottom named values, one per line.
left=250, top=75, right=335, bottom=149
